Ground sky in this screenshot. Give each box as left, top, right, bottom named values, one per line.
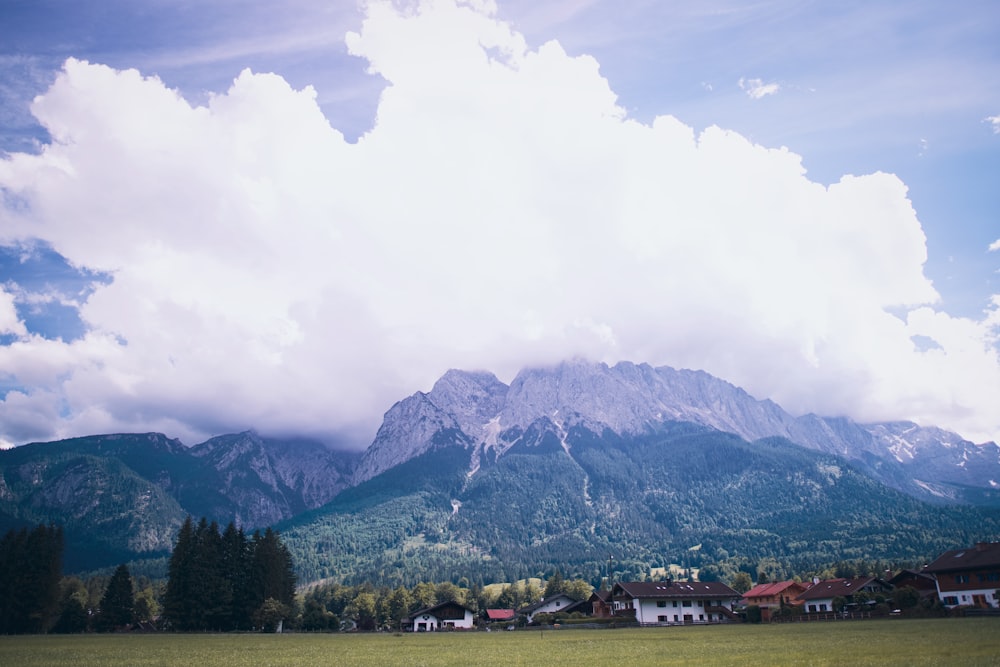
left=0, top=0, right=998, bottom=449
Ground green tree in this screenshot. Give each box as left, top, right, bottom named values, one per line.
left=255, top=597, right=291, bottom=633
left=543, top=570, right=565, bottom=598
left=349, top=592, right=378, bottom=631
left=163, top=516, right=196, bottom=630
left=133, top=586, right=159, bottom=624
left=251, top=528, right=296, bottom=608
left=385, top=586, right=413, bottom=629
left=0, top=524, right=64, bottom=634
left=301, top=598, right=335, bottom=631
left=96, top=564, right=135, bottom=631
left=730, top=572, right=753, bottom=594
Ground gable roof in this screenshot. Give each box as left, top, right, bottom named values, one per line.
left=888, top=569, right=937, bottom=588
left=519, top=594, right=579, bottom=615
left=796, top=577, right=886, bottom=601
left=486, top=609, right=515, bottom=621
left=407, top=601, right=473, bottom=621
left=613, top=581, right=739, bottom=600
left=743, top=581, right=806, bottom=599
left=924, top=542, right=1000, bottom=574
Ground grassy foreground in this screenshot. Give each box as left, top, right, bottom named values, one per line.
left=2, top=618, right=999, bottom=667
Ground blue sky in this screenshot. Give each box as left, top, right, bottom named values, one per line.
left=0, top=0, right=998, bottom=447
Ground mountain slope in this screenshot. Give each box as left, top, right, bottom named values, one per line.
left=358, top=360, right=1000, bottom=505
left=0, top=431, right=358, bottom=571
left=283, top=419, right=1000, bottom=585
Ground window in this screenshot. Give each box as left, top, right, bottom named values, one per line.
left=672, top=601, right=678, bottom=607
left=682, top=600, right=692, bottom=607
left=657, top=615, right=668, bottom=623
left=657, top=600, right=667, bottom=608
left=955, top=574, right=970, bottom=583
left=943, top=596, right=959, bottom=605
left=698, top=614, right=704, bottom=621
left=819, top=604, right=828, bottom=612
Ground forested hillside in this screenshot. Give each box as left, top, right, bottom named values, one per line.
left=280, top=421, right=1000, bottom=586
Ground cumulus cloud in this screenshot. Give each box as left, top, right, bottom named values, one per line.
left=739, top=77, right=780, bottom=99
left=987, top=115, right=1000, bottom=133
left=0, top=0, right=999, bottom=446
left=0, top=287, right=27, bottom=336
left=990, top=239, right=1000, bottom=252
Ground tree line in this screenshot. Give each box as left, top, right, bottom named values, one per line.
left=163, top=516, right=297, bottom=631
left=300, top=569, right=594, bottom=631
left=0, top=518, right=296, bottom=633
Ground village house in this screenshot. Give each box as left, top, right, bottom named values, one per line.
left=795, top=576, right=892, bottom=613
left=485, top=609, right=515, bottom=624
left=518, top=593, right=579, bottom=623
left=405, top=601, right=475, bottom=631
left=887, top=568, right=939, bottom=603
left=589, top=589, right=613, bottom=618
left=611, top=581, right=740, bottom=625
left=923, top=541, right=1000, bottom=609
left=742, top=580, right=808, bottom=621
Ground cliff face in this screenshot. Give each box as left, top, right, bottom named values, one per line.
left=355, top=360, right=1000, bottom=503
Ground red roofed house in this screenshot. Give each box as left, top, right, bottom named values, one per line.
left=795, top=577, right=892, bottom=614
left=486, top=609, right=515, bottom=623
left=923, top=542, right=1000, bottom=609
left=742, top=581, right=808, bottom=621
left=611, top=580, right=741, bottom=625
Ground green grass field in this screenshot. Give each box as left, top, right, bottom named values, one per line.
left=2, top=618, right=999, bottom=666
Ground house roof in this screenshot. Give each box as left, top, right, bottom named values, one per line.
left=613, top=581, right=739, bottom=600
left=743, top=581, right=806, bottom=600
left=888, top=569, right=937, bottom=588
left=407, top=601, right=473, bottom=621
left=796, top=577, right=885, bottom=601
left=519, top=594, right=579, bottom=615
left=486, top=609, right=515, bottom=621
left=924, top=542, right=1000, bottom=574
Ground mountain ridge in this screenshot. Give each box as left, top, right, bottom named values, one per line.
left=2, top=359, right=999, bottom=579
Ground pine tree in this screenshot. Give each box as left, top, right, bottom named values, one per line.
left=163, top=516, right=195, bottom=630
left=96, top=564, right=135, bottom=631
left=0, top=524, right=64, bottom=633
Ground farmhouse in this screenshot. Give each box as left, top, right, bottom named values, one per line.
left=923, top=541, right=1000, bottom=609
left=795, top=576, right=892, bottom=613
left=611, top=581, right=740, bottom=625
left=519, top=593, right=579, bottom=623
left=405, top=601, right=475, bottom=631
left=742, top=580, right=808, bottom=621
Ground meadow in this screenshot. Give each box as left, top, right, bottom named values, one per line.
left=2, top=618, right=999, bottom=667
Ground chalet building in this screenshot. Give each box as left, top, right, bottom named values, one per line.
left=405, top=601, right=475, bottom=631
left=887, top=569, right=939, bottom=602
left=795, top=577, right=892, bottom=613
left=611, top=581, right=740, bottom=625
left=589, top=589, right=613, bottom=618
left=519, top=594, right=579, bottom=623
left=924, top=542, right=1000, bottom=609
left=742, top=580, right=808, bottom=621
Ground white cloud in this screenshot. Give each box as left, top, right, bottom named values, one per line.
left=0, top=0, right=998, bottom=446
left=989, top=238, right=1000, bottom=252
left=987, top=115, right=1000, bottom=134
left=739, top=77, right=780, bottom=99
left=0, top=287, right=27, bottom=336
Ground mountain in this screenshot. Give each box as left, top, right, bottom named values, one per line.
left=0, top=431, right=358, bottom=571
left=282, top=419, right=1000, bottom=586
left=354, top=360, right=1000, bottom=506
left=277, top=359, right=1000, bottom=584
left=2, top=359, right=998, bottom=581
